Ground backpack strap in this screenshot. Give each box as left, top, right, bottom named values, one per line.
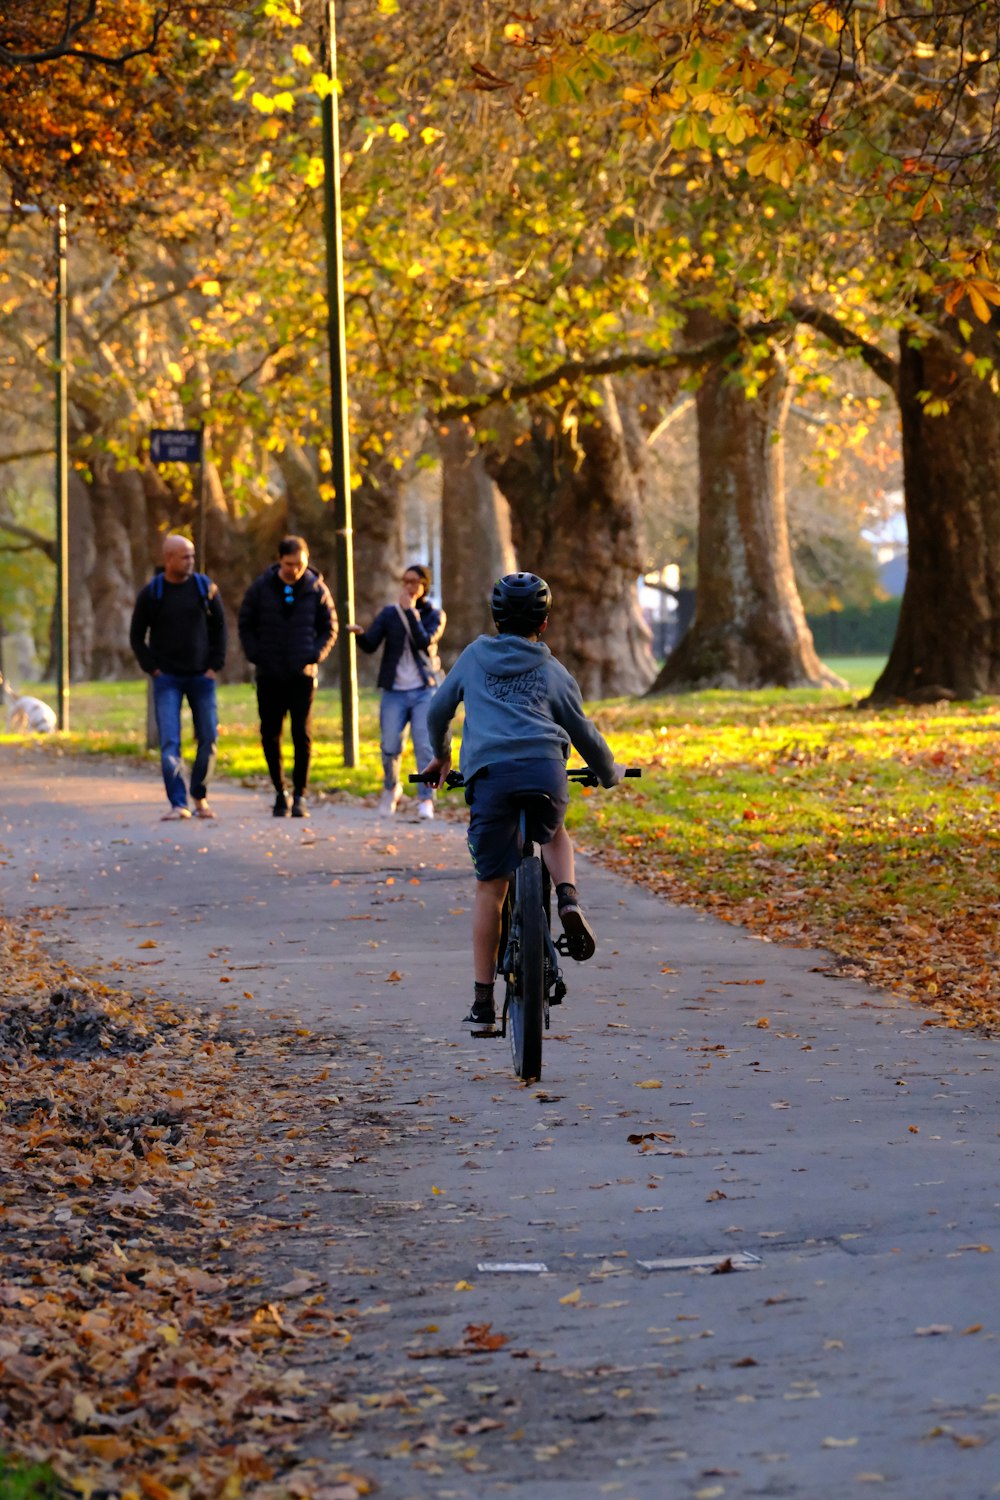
left=149, top=571, right=216, bottom=614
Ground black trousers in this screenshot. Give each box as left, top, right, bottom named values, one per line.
left=256, top=675, right=315, bottom=795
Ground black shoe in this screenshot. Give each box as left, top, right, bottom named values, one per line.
left=273, top=792, right=289, bottom=817
left=463, top=999, right=496, bottom=1029
left=291, top=795, right=309, bottom=818
left=558, top=899, right=597, bottom=962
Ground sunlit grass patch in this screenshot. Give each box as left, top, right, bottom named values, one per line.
left=0, top=1456, right=61, bottom=1500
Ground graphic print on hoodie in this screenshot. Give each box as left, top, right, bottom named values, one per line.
left=485, top=666, right=547, bottom=707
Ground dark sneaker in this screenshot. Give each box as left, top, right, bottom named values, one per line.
left=273, top=792, right=289, bottom=817
left=463, top=999, right=496, bottom=1029
left=558, top=898, right=597, bottom=962
left=291, top=795, right=309, bottom=818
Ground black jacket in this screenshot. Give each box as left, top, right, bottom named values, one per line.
left=355, top=598, right=446, bottom=691
left=130, top=573, right=226, bottom=676
left=238, top=564, right=338, bottom=679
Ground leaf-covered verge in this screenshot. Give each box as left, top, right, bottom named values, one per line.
left=574, top=693, right=1000, bottom=1036
left=0, top=917, right=380, bottom=1499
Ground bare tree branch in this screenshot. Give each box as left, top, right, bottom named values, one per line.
left=0, top=514, right=56, bottom=561
left=0, top=446, right=56, bottom=465
left=0, top=2, right=171, bottom=68
left=432, top=319, right=789, bottom=419
left=790, top=300, right=899, bottom=391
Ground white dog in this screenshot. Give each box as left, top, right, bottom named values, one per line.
left=0, top=672, right=57, bottom=734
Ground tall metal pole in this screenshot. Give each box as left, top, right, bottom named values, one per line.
left=197, top=424, right=207, bottom=570
left=54, top=204, right=69, bottom=731
left=321, top=0, right=359, bottom=766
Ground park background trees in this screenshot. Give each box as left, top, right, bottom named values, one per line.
left=2, top=0, right=994, bottom=702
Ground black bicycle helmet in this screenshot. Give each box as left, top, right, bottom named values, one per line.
left=490, top=572, right=552, bottom=632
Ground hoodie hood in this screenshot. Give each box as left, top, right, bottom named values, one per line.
left=467, top=634, right=551, bottom=677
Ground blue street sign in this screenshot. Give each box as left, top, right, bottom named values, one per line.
left=150, top=428, right=203, bottom=464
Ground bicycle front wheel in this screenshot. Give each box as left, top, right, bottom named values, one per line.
left=510, top=854, right=545, bottom=1081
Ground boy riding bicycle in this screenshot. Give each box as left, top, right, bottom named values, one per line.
left=421, top=572, right=626, bottom=1029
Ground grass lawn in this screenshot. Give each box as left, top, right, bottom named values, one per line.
left=5, top=658, right=999, bottom=1031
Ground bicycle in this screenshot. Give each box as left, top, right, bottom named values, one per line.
left=410, top=765, right=640, bottom=1081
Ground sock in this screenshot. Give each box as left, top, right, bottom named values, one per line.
left=474, top=981, right=494, bottom=1008
left=556, top=881, right=578, bottom=911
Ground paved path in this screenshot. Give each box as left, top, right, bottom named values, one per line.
left=1, top=745, right=998, bottom=1499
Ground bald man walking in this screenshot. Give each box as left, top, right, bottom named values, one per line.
left=130, top=534, right=227, bottom=820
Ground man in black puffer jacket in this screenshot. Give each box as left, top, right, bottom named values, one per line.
left=238, top=536, right=337, bottom=817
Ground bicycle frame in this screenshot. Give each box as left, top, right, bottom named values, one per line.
left=408, top=764, right=640, bottom=1081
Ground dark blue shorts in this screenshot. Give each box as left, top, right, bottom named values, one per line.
left=465, top=759, right=569, bottom=882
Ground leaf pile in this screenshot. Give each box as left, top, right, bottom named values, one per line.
left=577, top=693, right=1000, bottom=1032
left=0, top=918, right=372, bottom=1500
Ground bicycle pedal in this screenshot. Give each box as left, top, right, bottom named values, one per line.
left=554, top=934, right=571, bottom=957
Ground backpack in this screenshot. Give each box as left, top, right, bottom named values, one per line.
left=149, top=570, right=216, bottom=617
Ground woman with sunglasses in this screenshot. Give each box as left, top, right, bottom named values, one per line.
left=347, top=564, right=446, bottom=818
left=238, top=535, right=338, bottom=817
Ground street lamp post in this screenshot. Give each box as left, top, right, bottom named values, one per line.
left=53, top=204, right=69, bottom=730
left=320, top=0, right=359, bottom=767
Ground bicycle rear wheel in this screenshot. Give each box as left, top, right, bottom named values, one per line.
left=509, top=854, right=545, bottom=1081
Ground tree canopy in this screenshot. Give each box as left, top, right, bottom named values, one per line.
left=0, top=1, right=260, bottom=237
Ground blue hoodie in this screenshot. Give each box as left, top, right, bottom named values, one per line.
left=426, top=634, right=617, bottom=786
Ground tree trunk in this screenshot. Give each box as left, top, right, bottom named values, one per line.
left=66, top=470, right=96, bottom=681
left=486, top=383, right=656, bottom=698
left=868, top=318, right=1000, bottom=702
left=87, top=457, right=150, bottom=679
left=437, top=415, right=515, bottom=665
left=650, top=314, right=841, bottom=692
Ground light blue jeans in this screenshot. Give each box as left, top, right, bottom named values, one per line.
left=380, top=687, right=434, bottom=805
left=152, top=671, right=218, bottom=808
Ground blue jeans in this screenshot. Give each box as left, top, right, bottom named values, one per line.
left=380, top=687, right=434, bottom=804
left=153, top=672, right=218, bottom=808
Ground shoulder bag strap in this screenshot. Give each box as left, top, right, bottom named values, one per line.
left=394, top=602, right=418, bottom=655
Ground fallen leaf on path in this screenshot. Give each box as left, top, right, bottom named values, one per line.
left=464, top=1322, right=508, bottom=1351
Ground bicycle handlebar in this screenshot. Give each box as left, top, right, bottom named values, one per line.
left=408, top=767, right=642, bottom=790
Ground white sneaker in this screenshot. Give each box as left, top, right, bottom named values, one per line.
left=418, top=801, right=434, bottom=820
left=378, top=786, right=401, bottom=815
